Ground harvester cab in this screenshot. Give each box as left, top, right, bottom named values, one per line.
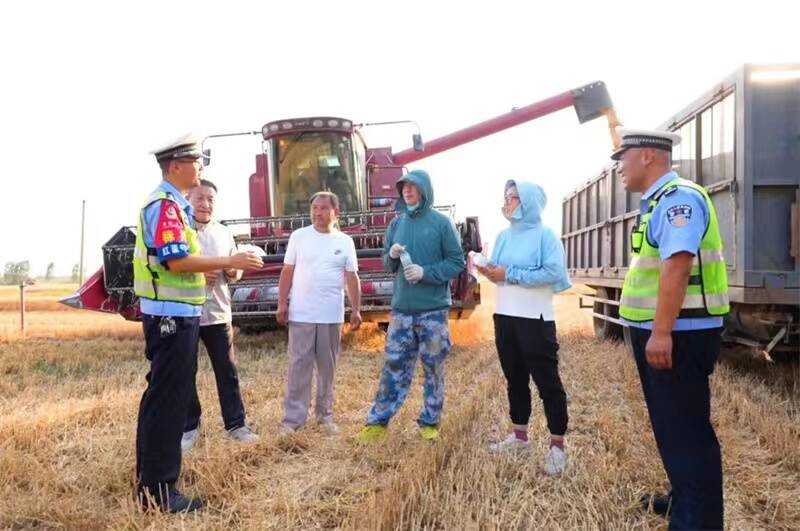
left=264, top=119, right=364, bottom=216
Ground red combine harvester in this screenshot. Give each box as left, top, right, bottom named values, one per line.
left=63, top=82, right=618, bottom=331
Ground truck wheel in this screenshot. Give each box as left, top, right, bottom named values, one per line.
left=593, top=287, right=622, bottom=340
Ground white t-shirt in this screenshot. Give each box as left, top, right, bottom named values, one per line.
left=196, top=221, right=238, bottom=326
left=284, top=225, right=358, bottom=324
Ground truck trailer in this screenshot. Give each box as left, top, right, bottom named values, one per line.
left=563, top=64, right=799, bottom=359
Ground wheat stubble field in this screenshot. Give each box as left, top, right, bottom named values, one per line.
left=0, top=282, right=798, bottom=530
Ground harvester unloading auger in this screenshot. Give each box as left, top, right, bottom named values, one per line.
left=63, top=82, right=621, bottom=332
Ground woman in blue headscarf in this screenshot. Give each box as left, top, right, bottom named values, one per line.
left=477, top=179, right=571, bottom=476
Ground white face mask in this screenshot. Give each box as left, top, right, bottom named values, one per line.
left=502, top=205, right=521, bottom=221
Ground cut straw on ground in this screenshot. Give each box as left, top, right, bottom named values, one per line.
left=1, top=283, right=798, bottom=529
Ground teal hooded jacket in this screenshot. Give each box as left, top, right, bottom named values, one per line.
left=383, top=170, right=465, bottom=313
left=490, top=180, right=571, bottom=292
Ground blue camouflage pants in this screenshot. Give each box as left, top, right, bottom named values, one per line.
left=366, top=309, right=451, bottom=427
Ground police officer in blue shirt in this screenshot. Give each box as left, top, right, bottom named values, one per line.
left=613, top=128, right=729, bottom=530
left=135, top=135, right=263, bottom=513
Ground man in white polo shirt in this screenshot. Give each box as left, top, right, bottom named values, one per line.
left=277, top=191, right=362, bottom=435
left=181, top=179, right=259, bottom=451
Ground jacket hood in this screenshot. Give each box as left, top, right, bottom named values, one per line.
left=506, top=179, right=546, bottom=226
left=396, top=169, right=434, bottom=214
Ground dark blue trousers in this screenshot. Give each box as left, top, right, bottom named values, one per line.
left=630, top=326, right=724, bottom=531
left=136, top=315, right=200, bottom=489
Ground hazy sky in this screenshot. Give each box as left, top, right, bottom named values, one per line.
left=1, top=0, right=797, bottom=276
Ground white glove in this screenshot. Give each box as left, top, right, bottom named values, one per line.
left=403, top=263, right=424, bottom=284
left=389, top=243, right=406, bottom=260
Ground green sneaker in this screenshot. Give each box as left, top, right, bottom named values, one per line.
left=418, top=425, right=439, bottom=441
left=355, top=424, right=387, bottom=443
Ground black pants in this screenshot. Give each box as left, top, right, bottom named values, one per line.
left=184, top=323, right=246, bottom=432
left=630, top=327, right=723, bottom=531
left=493, top=314, right=568, bottom=436
left=136, top=315, right=199, bottom=489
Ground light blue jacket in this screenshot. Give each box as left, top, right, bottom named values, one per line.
left=490, top=180, right=571, bottom=293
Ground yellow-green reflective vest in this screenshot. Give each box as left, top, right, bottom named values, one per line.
left=133, top=191, right=206, bottom=305
left=619, top=177, right=729, bottom=322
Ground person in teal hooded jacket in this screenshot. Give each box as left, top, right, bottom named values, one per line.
left=478, top=180, right=571, bottom=476
left=357, top=169, right=465, bottom=443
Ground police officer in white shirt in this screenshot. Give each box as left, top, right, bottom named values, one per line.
left=182, top=179, right=259, bottom=451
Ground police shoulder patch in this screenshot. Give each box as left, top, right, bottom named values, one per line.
left=666, top=204, right=692, bottom=227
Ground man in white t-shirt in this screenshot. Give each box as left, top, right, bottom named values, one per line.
left=277, top=191, right=362, bottom=434
left=181, top=179, right=259, bottom=452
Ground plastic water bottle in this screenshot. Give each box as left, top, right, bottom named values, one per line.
left=469, top=251, right=488, bottom=268
left=399, top=250, right=413, bottom=268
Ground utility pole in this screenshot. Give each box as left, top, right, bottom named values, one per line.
left=19, top=281, right=26, bottom=337
left=79, top=199, right=86, bottom=285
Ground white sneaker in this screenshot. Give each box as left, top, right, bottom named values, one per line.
left=181, top=427, right=200, bottom=453
left=319, top=422, right=340, bottom=435
left=489, top=433, right=531, bottom=453
left=544, top=446, right=567, bottom=476
left=227, top=425, right=259, bottom=443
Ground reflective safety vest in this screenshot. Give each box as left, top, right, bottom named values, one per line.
left=619, top=177, right=729, bottom=322
left=133, top=191, right=206, bottom=305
